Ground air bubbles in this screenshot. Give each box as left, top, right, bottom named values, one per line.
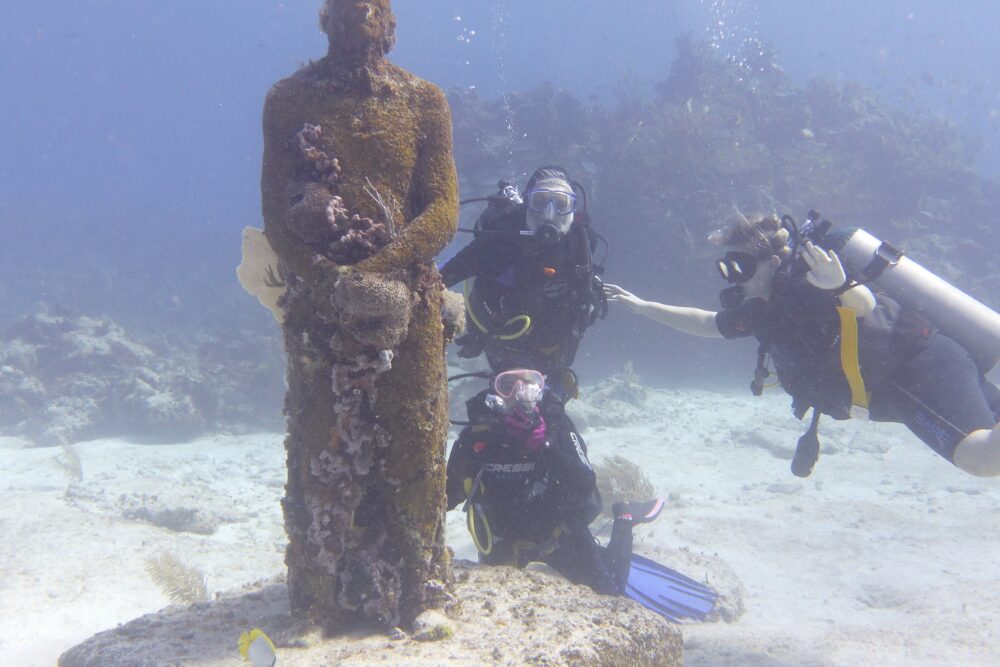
left=456, top=26, right=476, bottom=43
left=695, top=0, right=767, bottom=80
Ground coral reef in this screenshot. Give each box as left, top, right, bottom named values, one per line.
left=447, top=35, right=1000, bottom=382
left=0, top=309, right=285, bottom=445
left=261, top=0, right=458, bottom=630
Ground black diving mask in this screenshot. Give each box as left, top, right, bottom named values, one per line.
left=716, top=251, right=759, bottom=284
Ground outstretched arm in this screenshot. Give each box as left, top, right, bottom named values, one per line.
left=604, top=283, right=723, bottom=338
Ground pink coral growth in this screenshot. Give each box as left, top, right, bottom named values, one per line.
left=329, top=214, right=391, bottom=264
left=297, top=123, right=342, bottom=188
left=325, top=195, right=350, bottom=230
left=290, top=123, right=391, bottom=265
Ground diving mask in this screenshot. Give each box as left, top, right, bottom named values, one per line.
left=525, top=188, right=577, bottom=216
left=493, top=369, right=545, bottom=408
left=716, top=251, right=759, bottom=284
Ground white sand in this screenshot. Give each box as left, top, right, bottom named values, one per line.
left=2, top=387, right=998, bottom=666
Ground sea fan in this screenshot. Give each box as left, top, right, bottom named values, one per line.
left=53, top=445, right=83, bottom=482
left=594, top=455, right=657, bottom=516
left=144, top=552, right=209, bottom=605
left=620, top=360, right=640, bottom=387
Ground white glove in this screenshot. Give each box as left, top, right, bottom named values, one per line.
left=802, top=241, right=848, bottom=290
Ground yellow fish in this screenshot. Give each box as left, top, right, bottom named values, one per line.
left=238, top=628, right=276, bottom=667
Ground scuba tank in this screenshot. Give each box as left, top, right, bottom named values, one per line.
left=767, top=211, right=1000, bottom=477
left=827, top=227, right=1000, bottom=373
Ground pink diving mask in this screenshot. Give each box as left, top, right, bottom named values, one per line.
left=493, top=369, right=545, bottom=407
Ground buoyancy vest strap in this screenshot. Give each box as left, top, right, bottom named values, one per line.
left=498, top=315, right=532, bottom=340
left=467, top=503, right=494, bottom=555
left=463, top=278, right=490, bottom=334
left=462, top=278, right=533, bottom=340
left=836, top=306, right=870, bottom=419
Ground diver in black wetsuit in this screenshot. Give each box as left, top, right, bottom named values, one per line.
left=440, top=166, right=607, bottom=403
left=446, top=368, right=663, bottom=595
left=606, top=212, right=1000, bottom=477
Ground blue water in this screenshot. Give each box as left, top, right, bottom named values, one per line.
left=1, top=0, right=998, bottom=333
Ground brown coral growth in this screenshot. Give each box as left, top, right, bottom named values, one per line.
left=261, top=0, right=458, bottom=632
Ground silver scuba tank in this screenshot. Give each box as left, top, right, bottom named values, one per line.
left=833, top=227, right=1000, bottom=372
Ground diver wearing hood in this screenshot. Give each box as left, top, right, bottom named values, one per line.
left=604, top=213, right=1000, bottom=478
left=440, top=166, right=607, bottom=390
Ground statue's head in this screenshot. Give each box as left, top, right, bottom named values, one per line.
left=319, top=0, right=396, bottom=63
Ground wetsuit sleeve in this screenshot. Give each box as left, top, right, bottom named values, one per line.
left=439, top=239, right=490, bottom=287
left=715, top=297, right=767, bottom=340
left=445, top=428, right=480, bottom=510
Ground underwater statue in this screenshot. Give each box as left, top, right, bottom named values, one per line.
left=257, top=0, right=458, bottom=630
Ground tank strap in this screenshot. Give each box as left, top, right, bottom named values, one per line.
left=836, top=306, right=870, bottom=419
left=862, top=240, right=904, bottom=280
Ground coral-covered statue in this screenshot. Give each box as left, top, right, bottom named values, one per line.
left=259, top=0, right=458, bottom=630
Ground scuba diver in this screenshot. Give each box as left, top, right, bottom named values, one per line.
left=604, top=212, right=1000, bottom=478
left=446, top=368, right=717, bottom=622
left=440, top=166, right=608, bottom=402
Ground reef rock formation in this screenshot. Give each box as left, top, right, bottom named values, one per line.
left=260, top=0, right=458, bottom=630
left=0, top=309, right=285, bottom=445
left=57, top=562, right=683, bottom=667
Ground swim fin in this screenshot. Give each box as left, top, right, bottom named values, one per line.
left=623, top=553, right=718, bottom=623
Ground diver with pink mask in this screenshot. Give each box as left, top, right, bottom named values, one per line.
left=446, top=369, right=716, bottom=621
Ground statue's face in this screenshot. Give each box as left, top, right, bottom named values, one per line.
left=321, top=0, right=397, bottom=60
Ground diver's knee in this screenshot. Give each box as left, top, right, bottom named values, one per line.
left=953, top=425, right=1000, bottom=477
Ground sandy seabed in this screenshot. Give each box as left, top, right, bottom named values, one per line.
left=2, top=386, right=998, bottom=667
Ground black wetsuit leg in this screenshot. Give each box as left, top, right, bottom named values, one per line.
left=539, top=515, right=636, bottom=596
left=605, top=518, right=635, bottom=591
left=870, top=333, right=999, bottom=462
left=541, top=522, right=621, bottom=595
left=981, top=377, right=1000, bottom=419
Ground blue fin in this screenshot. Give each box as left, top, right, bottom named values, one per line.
left=624, top=553, right=718, bottom=622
